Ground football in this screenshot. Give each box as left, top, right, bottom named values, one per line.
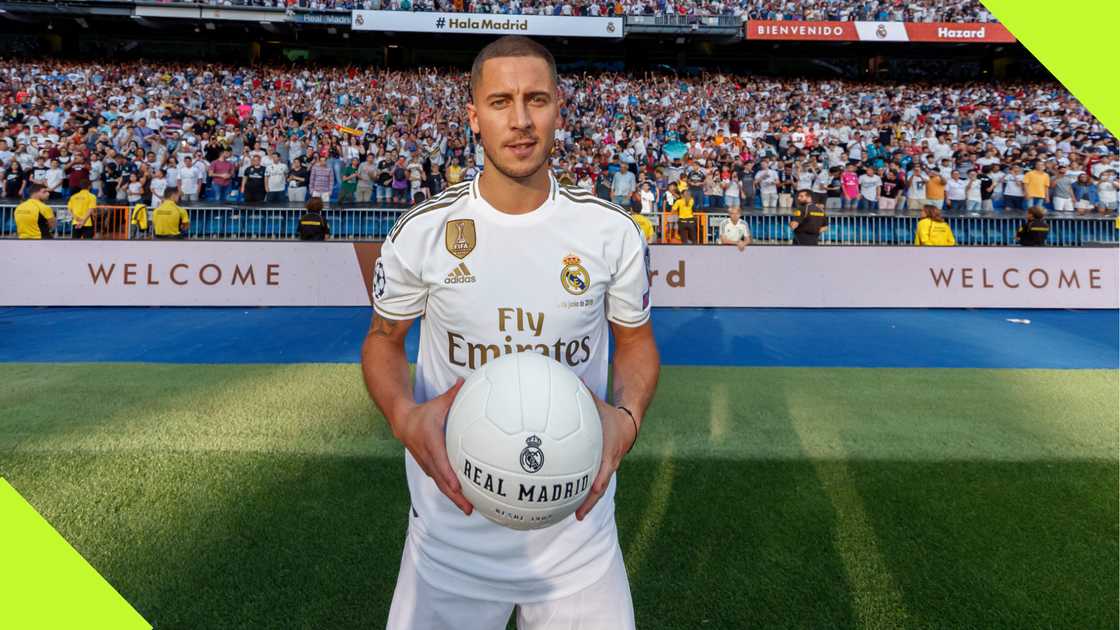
left=445, top=351, right=603, bottom=531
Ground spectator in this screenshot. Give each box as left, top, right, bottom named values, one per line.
left=1023, top=162, right=1051, bottom=209
left=1002, top=165, right=1025, bottom=211
left=925, top=171, right=946, bottom=210
left=1070, top=173, right=1099, bottom=215
left=178, top=156, right=203, bottom=202
left=611, top=162, right=636, bottom=207
left=298, top=198, right=330, bottom=241
left=965, top=171, right=982, bottom=213
left=1098, top=170, right=1118, bottom=214
left=44, top=158, right=64, bottom=200
left=1050, top=166, right=1076, bottom=213
left=858, top=167, right=881, bottom=211
left=287, top=158, right=309, bottom=203
left=945, top=171, right=967, bottom=212
left=309, top=156, right=334, bottom=203
left=265, top=153, right=289, bottom=203
left=638, top=180, right=657, bottom=215
left=914, top=205, right=956, bottom=246
left=840, top=164, right=859, bottom=210
left=357, top=154, right=377, bottom=203
left=1016, top=206, right=1049, bottom=246
left=339, top=157, right=360, bottom=204
left=67, top=179, right=97, bottom=240
left=718, top=206, right=751, bottom=251
left=241, top=154, right=267, bottom=204
left=209, top=151, right=236, bottom=203
left=14, top=184, right=55, bottom=240
left=152, top=187, right=189, bottom=239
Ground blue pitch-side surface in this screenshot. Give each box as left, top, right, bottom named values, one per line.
left=0, top=307, right=1116, bottom=369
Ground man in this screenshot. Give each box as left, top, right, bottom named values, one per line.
left=209, top=151, right=236, bottom=203
left=790, top=189, right=828, bottom=246
left=14, top=183, right=55, bottom=239
left=718, top=206, right=750, bottom=251
left=363, top=36, right=658, bottom=630
left=265, top=153, right=289, bottom=204
left=673, top=186, right=698, bottom=244
left=338, top=157, right=360, bottom=204
left=287, top=157, right=309, bottom=203
left=357, top=153, right=377, bottom=203
left=298, top=198, right=330, bottom=241
left=1016, top=206, right=1049, bottom=246
left=241, top=154, right=267, bottom=204
left=178, top=156, right=203, bottom=202
left=1023, top=161, right=1050, bottom=209
left=152, top=187, right=189, bottom=239
left=610, top=162, right=636, bottom=207
left=68, top=179, right=97, bottom=239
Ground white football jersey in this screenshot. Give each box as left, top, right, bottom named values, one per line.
left=373, top=172, right=651, bottom=602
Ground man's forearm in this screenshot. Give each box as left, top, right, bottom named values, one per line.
left=360, top=319, right=417, bottom=432
left=610, top=328, right=660, bottom=426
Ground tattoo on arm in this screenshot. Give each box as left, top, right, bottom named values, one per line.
left=371, top=314, right=403, bottom=338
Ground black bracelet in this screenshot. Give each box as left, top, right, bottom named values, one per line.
left=617, top=405, right=639, bottom=453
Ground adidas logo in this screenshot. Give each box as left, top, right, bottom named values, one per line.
left=444, top=262, right=477, bottom=285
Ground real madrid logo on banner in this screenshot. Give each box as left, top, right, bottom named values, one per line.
left=445, top=219, right=476, bottom=260
left=560, top=253, right=590, bottom=295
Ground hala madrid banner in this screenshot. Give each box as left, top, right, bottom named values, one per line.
left=0, top=242, right=1116, bottom=309
left=351, top=10, right=623, bottom=38
left=745, top=20, right=1016, bottom=43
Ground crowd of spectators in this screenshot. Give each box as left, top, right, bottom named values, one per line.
left=1, top=59, right=1115, bottom=226
left=86, top=0, right=999, bottom=21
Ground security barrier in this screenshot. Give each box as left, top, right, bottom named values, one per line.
left=2, top=203, right=1117, bottom=247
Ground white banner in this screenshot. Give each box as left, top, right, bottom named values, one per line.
left=0, top=242, right=373, bottom=307
left=648, top=246, right=1119, bottom=309
left=1, top=242, right=1116, bottom=309
left=853, top=21, right=910, bottom=42
left=351, top=10, right=623, bottom=38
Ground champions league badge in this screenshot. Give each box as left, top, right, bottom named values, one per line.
left=373, top=258, right=387, bottom=300
left=560, top=254, right=590, bottom=296
left=520, top=435, right=544, bottom=474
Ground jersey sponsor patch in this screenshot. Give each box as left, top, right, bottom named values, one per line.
left=445, top=219, right=476, bottom=260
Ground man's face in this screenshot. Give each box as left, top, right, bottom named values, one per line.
left=729, top=207, right=741, bottom=222
left=252, top=156, right=261, bottom=165
left=466, top=55, right=560, bottom=180
left=797, top=191, right=811, bottom=206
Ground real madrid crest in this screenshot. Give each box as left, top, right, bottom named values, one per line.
left=520, top=435, right=544, bottom=473
left=560, top=253, right=590, bottom=296
left=445, top=219, right=476, bottom=260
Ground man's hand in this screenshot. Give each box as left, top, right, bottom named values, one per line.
left=392, top=379, right=474, bottom=516
left=736, top=239, right=747, bottom=252
left=575, top=393, right=638, bottom=521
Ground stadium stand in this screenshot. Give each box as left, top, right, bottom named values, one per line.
left=2, top=0, right=1000, bottom=20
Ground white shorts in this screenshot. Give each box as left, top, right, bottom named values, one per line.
left=1053, top=197, right=1074, bottom=212
left=387, top=541, right=635, bottom=630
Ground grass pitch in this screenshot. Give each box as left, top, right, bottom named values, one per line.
left=0, top=364, right=1116, bottom=629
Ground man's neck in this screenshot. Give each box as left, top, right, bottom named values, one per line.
left=478, top=164, right=551, bottom=215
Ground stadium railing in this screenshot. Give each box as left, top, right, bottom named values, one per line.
left=3, top=204, right=1117, bottom=246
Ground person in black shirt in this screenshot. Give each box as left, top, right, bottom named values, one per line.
left=241, top=154, right=267, bottom=203
left=101, top=158, right=121, bottom=201
left=1016, top=206, right=1049, bottom=246
left=978, top=166, right=995, bottom=212
left=287, top=157, right=309, bottom=203
left=3, top=162, right=26, bottom=199
left=298, top=198, right=329, bottom=241
left=790, top=190, right=828, bottom=245
left=825, top=167, right=842, bottom=210
left=594, top=170, right=612, bottom=201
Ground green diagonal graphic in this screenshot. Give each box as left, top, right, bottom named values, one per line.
left=982, top=0, right=1119, bottom=135
left=0, top=478, right=151, bottom=630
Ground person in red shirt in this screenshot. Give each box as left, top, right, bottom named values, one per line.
left=208, top=150, right=236, bottom=203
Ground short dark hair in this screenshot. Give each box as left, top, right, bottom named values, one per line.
left=470, top=35, right=557, bottom=102
left=305, top=198, right=323, bottom=213
left=27, top=183, right=46, bottom=195
left=163, top=187, right=179, bottom=197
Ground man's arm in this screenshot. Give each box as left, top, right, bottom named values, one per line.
left=575, top=320, right=660, bottom=521
left=360, top=313, right=473, bottom=514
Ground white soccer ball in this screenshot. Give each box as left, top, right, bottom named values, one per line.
left=445, top=352, right=603, bottom=531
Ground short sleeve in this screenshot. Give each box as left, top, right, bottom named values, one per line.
left=606, top=224, right=651, bottom=328
left=40, top=204, right=55, bottom=220
left=373, top=237, right=427, bottom=321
